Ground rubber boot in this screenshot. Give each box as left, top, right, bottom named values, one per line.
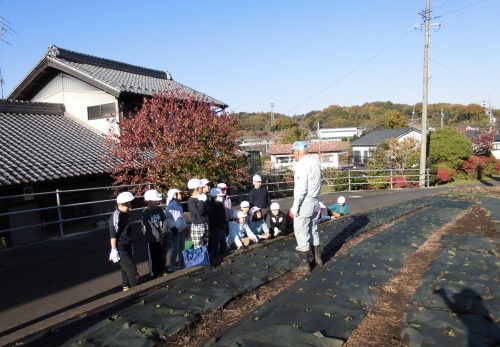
left=292, top=251, right=311, bottom=272
left=314, top=245, right=324, bottom=267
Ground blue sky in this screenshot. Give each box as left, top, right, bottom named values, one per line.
left=0, top=0, right=498, bottom=116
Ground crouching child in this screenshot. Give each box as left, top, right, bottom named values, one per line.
left=265, top=202, right=289, bottom=237
left=227, top=211, right=258, bottom=249
left=249, top=206, right=272, bottom=240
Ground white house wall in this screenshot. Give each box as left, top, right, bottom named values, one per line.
left=270, top=152, right=340, bottom=169
left=399, top=130, right=421, bottom=142
left=31, top=73, right=117, bottom=134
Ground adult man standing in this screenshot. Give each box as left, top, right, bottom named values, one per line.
left=290, top=141, right=323, bottom=271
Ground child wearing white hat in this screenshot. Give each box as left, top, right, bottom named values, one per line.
left=142, top=189, right=167, bottom=278
left=327, top=196, right=349, bottom=219
left=217, top=182, right=233, bottom=222
left=208, top=188, right=228, bottom=257
left=227, top=211, right=258, bottom=249
left=265, top=202, right=289, bottom=237
left=249, top=206, right=272, bottom=240
left=109, top=191, right=139, bottom=291
left=187, top=178, right=210, bottom=249
left=165, top=188, right=187, bottom=271
left=248, top=174, right=271, bottom=211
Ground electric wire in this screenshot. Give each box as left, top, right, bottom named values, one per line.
left=286, top=29, right=414, bottom=115
left=430, top=58, right=499, bottom=95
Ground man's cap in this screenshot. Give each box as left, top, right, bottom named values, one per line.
left=291, top=141, right=308, bottom=151
left=270, top=202, right=280, bottom=210
left=252, top=175, right=262, bottom=182
left=209, top=187, right=224, bottom=197
left=217, top=182, right=228, bottom=190
left=144, top=189, right=162, bottom=201
left=187, top=178, right=204, bottom=189
left=337, top=196, right=346, bottom=204
left=200, top=178, right=210, bottom=186
left=117, top=192, right=135, bottom=204
left=240, top=201, right=250, bottom=208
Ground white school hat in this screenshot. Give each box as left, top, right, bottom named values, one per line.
left=117, top=192, right=134, bottom=204
left=270, top=202, right=280, bottom=210
left=144, top=189, right=162, bottom=201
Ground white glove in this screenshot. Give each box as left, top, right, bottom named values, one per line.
left=109, top=248, right=120, bottom=263
left=274, top=227, right=281, bottom=236
left=197, top=193, right=207, bottom=202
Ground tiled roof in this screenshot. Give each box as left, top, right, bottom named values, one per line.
left=268, top=141, right=348, bottom=155
left=0, top=100, right=111, bottom=187
left=9, top=45, right=227, bottom=108
left=351, top=128, right=420, bottom=147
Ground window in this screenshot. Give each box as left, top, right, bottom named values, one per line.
left=88, top=103, right=116, bottom=120
left=493, top=143, right=500, bottom=150
left=276, top=155, right=293, bottom=164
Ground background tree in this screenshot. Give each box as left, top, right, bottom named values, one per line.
left=367, top=138, right=420, bottom=174
left=107, top=90, right=249, bottom=190
left=366, top=138, right=420, bottom=188
left=471, top=129, right=497, bottom=156
left=429, top=127, right=472, bottom=169
left=375, top=109, right=408, bottom=129
left=277, top=126, right=308, bottom=144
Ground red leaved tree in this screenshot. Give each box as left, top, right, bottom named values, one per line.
left=107, top=90, right=249, bottom=191
left=471, top=129, right=497, bottom=156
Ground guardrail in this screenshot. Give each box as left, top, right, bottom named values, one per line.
left=0, top=169, right=430, bottom=247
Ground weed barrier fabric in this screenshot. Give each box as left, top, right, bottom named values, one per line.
left=478, top=197, right=500, bottom=231
left=402, top=234, right=500, bottom=347
left=29, top=195, right=450, bottom=347
left=207, top=199, right=468, bottom=347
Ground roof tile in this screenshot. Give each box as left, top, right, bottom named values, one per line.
left=0, top=101, right=112, bottom=187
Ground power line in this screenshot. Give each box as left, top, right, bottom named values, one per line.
left=430, top=58, right=500, bottom=94
left=0, top=16, right=17, bottom=46
left=286, top=29, right=413, bottom=115
left=434, top=0, right=489, bottom=17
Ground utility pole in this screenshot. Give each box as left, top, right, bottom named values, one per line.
left=440, top=109, right=444, bottom=128
left=317, top=121, right=321, bottom=164
left=416, top=0, right=440, bottom=187
left=270, top=102, right=275, bottom=130
left=411, top=105, right=416, bottom=127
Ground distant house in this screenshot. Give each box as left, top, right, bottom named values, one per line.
left=268, top=141, right=348, bottom=169
left=492, top=134, right=500, bottom=159
left=0, top=100, right=112, bottom=245
left=8, top=45, right=227, bottom=134
left=350, top=128, right=421, bottom=166
left=315, top=127, right=364, bottom=141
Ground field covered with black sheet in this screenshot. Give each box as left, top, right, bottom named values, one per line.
left=23, top=190, right=499, bottom=347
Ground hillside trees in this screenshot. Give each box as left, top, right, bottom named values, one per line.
left=375, top=109, right=408, bottom=129
left=107, top=91, right=249, bottom=190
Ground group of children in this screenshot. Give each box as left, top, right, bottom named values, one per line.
left=108, top=175, right=348, bottom=291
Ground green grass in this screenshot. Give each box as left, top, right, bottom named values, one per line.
left=442, top=176, right=496, bottom=187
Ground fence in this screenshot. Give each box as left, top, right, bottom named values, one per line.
left=0, top=169, right=431, bottom=248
